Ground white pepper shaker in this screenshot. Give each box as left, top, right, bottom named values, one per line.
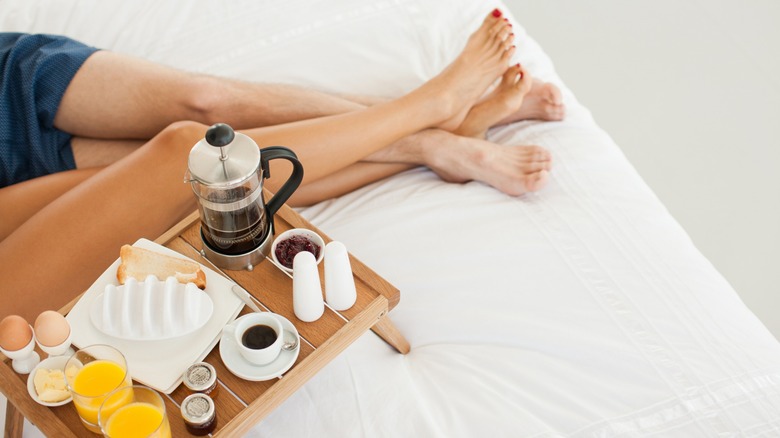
left=292, top=251, right=324, bottom=322
left=324, top=241, right=357, bottom=311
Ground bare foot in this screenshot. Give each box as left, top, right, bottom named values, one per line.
left=497, top=79, right=565, bottom=124
left=423, top=131, right=551, bottom=196
left=414, top=9, right=515, bottom=131
left=454, top=63, right=532, bottom=138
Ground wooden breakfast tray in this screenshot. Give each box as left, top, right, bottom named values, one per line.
left=2, top=198, right=409, bottom=437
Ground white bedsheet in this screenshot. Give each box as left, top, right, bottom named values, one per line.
left=3, top=0, right=780, bottom=436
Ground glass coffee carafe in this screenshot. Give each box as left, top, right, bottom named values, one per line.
left=186, top=123, right=303, bottom=270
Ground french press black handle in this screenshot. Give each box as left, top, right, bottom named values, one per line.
left=259, top=146, right=304, bottom=217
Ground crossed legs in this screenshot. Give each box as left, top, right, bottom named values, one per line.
left=0, top=11, right=517, bottom=319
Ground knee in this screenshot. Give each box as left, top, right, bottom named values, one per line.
left=147, top=121, right=208, bottom=157
left=180, top=76, right=227, bottom=125
left=159, top=120, right=207, bottom=142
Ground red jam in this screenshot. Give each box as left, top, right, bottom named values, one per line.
left=275, top=235, right=321, bottom=269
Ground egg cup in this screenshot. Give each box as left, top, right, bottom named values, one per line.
left=0, top=329, right=41, bottom=374
left=37, top=328, right=74, bottom=358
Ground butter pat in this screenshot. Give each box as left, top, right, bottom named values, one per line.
left=33, top=368, right=70, bottom=403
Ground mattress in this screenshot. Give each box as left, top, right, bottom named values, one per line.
left=3, top=0, right=780, bottom=436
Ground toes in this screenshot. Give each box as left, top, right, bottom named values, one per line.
left=501, top=65, right=520, bottom=86
left=543, top=83, right=563, bottom=105
left=495, top=27, right=512, bottom=42
left=489, top=19, right=508, bottom=38
left=516, top=64, right=532, bottom=92
left=526, top=159, right=551, bottom=172
left=544, top=102, right=565, bottom=120
left=527, top=170, right=550, bottom=192
left=474, top=10, right=507, bottom=48
left=500, top=45, right=516, bottom=63
left=526, top=145, right=549, bottom=158
left=482, top=9, right=503, bottom=29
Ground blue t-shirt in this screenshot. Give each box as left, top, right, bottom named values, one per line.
left=0, top=33, right=99, bottom=187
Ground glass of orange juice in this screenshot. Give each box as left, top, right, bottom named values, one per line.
left=65, top=345, right=132, bottom=433
left=98, top=385, right=171, bottom=438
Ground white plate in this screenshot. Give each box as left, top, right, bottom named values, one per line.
left=66, top=238, right=243, bottom=394
left=89, top=277, right=213, bottom=341
left=26, top=356, right=72, bottom=407
left=220, top=313, right=300, bottom=381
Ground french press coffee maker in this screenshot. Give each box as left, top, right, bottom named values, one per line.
left=186, top=123, right=304, bottom=270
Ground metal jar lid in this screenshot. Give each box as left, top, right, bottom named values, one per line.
left=182, top=362, right=217, bottom=392
left=187, top=123, right=261, bottom=187
left=181, top=393, right=215, bottom=426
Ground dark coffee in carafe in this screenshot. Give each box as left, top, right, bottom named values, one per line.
left=187, top=124, right=304, bottom=269
left=199, top=185, right=268, bottom=255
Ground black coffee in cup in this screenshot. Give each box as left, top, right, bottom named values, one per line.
left=241, top=324, right=278, bottom=350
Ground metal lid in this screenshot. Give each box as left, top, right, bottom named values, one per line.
left=181, top=393, right=215, bottom=425
left=187, top=123, right=261, bottom=187
left=182, top=362, right=216, bottom=391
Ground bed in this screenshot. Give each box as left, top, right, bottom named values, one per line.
left=3, top=0, right=780, bottom=436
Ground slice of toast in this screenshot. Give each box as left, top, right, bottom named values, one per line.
left=116, top=245, right=207, bottom=289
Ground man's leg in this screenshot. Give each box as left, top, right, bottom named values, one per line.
left=53, top=51, right=368, bottom=141
left=365, top=130, right=552, bottom=197
left=289, top=129, right=552, bottom=206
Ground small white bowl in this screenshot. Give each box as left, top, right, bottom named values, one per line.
left=271, top=228, right=325, bottom=273
left=27, top=355, right=73, bottom=407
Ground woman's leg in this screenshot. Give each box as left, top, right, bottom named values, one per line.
left=71, top=138, right=146, bottom=169
left=0, top=122, right=202, bottom=321
left=0, top=137, right=149, bottom=242
left=242, top=12, right=514, bottom=193
left=0, top=167, right=101, bottom=242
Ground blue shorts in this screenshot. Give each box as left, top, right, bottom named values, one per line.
left=0, top=33, right=99, bottom=187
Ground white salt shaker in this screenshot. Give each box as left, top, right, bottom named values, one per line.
left=324, top=241, right=357, bottom=311
left=292, top=251, right=324, bottom=322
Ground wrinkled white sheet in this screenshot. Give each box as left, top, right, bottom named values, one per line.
left=3, top=0, right=779, bottom=436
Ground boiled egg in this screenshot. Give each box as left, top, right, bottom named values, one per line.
left=0, top=315, right=33, bottom=352
left=34, top=311, right=70, bottom=347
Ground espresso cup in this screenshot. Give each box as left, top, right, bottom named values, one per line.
left=223, top=313, right=283, bottom=365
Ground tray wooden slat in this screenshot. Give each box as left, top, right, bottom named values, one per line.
left=176, top=222, right=349, bottom=348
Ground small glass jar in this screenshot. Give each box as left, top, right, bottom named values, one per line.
left=182, top=362, right=218, bottom=399
left=181, top=393, right=217, bottom=436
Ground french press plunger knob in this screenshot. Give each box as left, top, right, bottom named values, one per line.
left=205, top=123, right=235, bottom=156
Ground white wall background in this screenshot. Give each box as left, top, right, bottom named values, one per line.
left=503, top=0, right=780, bottom=338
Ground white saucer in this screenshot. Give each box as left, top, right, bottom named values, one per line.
left=26, top=356, right=72, bottom=407
left=219, top=314, right=300, bottom=381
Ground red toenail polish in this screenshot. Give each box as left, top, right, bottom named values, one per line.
left=492, top=8, right=502, bottom=17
